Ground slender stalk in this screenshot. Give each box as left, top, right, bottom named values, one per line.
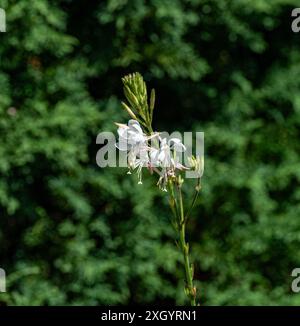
left=184, top=177, right=201, bottom=223
left=177, top=183, right=197, bottom=306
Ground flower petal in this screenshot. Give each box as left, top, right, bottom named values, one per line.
left=128, top=119, right=143, bottom=134
left=115, top=139, right=129, bottom=151
left=168, top=138, right=186, bottom=152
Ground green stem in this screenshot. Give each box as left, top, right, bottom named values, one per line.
left=176, top=182, right=197, bottom=306
left=168, top=180, right=179, bottom=220
left=184, top=177, right=201, bottom=223
left=179, top=223, right=196, bottom=306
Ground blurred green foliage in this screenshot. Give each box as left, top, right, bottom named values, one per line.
left=1, top=0, right=300, bottom=305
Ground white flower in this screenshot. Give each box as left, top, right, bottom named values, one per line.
left=115, top=120, right=150, bottom=184
left=150, top=137, right=187, bottom=191
left=115, top=121, right=188, bottom=190
left=150, top=137, right=186, bottom=169
left=116, top=119, right=147, bottom=150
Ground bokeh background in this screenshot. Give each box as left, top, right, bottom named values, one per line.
left=1, top=0, right=300, bottom=305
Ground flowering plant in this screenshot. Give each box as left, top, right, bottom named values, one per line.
left=115, top=73, right=204, bottom=306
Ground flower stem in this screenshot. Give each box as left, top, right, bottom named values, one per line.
left=177, top=184, right=197, bottom=306
left=184, top=177, right=201, bottom=223
left=179, top=224, right=196, bottom=306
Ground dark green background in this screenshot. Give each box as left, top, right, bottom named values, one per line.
left=0, top=0, right=300, bottom=305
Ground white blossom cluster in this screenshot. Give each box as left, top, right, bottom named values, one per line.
left=115, top=119, right=188, bottom=191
